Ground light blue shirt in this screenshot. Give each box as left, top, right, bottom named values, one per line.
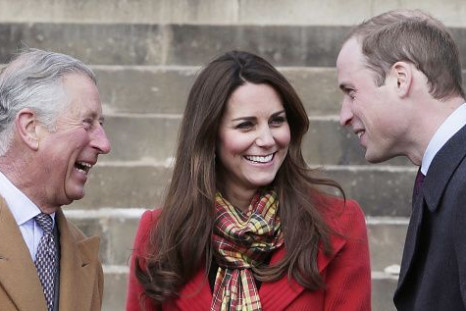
left=422, top=103, right=466, bottom=175
left=0, top=171, right=55, bottom=261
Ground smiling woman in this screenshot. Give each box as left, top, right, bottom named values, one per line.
left=127, top=50, right=371, bottom=311
left=216, top=82, right=291, bottom=211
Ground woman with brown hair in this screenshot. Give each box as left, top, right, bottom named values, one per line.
left=126, top=50, right=371, bottom=310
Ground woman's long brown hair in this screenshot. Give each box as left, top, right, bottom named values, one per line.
left=136, top=50, right=344, bottom=304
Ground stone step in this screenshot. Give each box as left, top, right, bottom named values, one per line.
left=91, top=212, right=405, bottom=311
left=66, top=209, right=145, bottom=267
left=103, top=267, right=398, bottom=311
left=69, top=164, right=416, bottom=217
left=102, top=114, right=411, bottom=166
left=372, top=272, right=398, bottom=311
left=71, top=210, right=404, bottom=310
left=2, top=0, right=466, bottom=28
left=94, top=66, right=466, bottom=116
left=0, top=23, right=345, bottom=66
left=94, top=66, right=343, bottom=116
left=367, top=217, right=408, bottom=272
left=65, top=210, right=408, bottom=270
left=102, top=266, right=128, bottom=311
left=2, top=23, right=466, bottom=67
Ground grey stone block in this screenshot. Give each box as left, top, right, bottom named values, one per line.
left=96, top=67, right=344, bottom=116
left=103, top=268, right=128, bottom=311
left=167, top=24, right=350, bottom=67
left=304, top=119, right=412, bottom=166
left=1, top=23, right=466, bottom=68
left=367, top=219, right=408, bottom=271
left=2, top=0, right=466, bottom=29
left=0, top=23, right=350, bottom=66
left=372, top=275, right=398, bottom=311
left=95, top=67, right=197, bottom=115
left=68, top=212, right=143, bottom=266
left=68, top=165, right=172, bottom=210
left=70, top=208, right=409, bottom=271
left=68, top=163, right=415, bottom=217
left=282, top=68, right=342, bottom=116
left=102, top=114, right=412, bottom=168
left=0, top=0, right=240, bottom=25
left=96, top=66, right=466, bottom=120
left=322, top=167, right=416, bottom=217
left=104, top=115, right=180, bottom=163
left=100, top=270, right=399, bottom=311
left=0, top=23, right=165, bottom=65
left=96, top=228, right=401, bottom=311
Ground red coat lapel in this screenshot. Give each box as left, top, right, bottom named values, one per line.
left=260, top=234, right=347, bottom=309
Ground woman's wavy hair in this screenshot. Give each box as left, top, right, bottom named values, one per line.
left=136, top=50, right=344, bottom=305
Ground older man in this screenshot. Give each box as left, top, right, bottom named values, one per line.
left=337, top=9, right=466, bottom=310
left=0, top=49, right=111, bottom=311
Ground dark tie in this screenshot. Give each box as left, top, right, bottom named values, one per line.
left=34, top=213, right=58, bottom=311
left=412, top=168, right=426, bottom=202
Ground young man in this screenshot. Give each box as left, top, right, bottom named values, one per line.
left=337, top=9, right=466, bottom=310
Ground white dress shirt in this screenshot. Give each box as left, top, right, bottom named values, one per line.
left=422, top=103, right=466, bottom=175
left=0, top=171, right=55, bottom=261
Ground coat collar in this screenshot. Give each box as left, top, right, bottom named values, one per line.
left=396, top=125, right=466, bottom=298
left=0, top=198, right=101, bottom=310
left=172, top=228, right=347, bottom=310
left=423, top=124, right=466, bottom=212
left=56, top=208, right=101, bottom=309
left=0, top=198, right=48, bottom=311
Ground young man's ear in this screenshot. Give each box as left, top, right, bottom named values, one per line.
left=15, top=108, right=40, bottom=150
left=390, top=61, right=412, bottom=98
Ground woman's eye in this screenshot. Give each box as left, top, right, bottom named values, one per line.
left=236, top=121, right=253, bottom=129
left=270, top=116, right=286, bottom=126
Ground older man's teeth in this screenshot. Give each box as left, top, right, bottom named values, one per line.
left=245, top=154, right=274, bottom=163
left=357, top=131, right=364, bottom=139
left=75, top=162, right=92, bottom=173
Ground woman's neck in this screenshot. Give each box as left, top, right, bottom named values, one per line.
left=220, top=186, right=257, bottom=212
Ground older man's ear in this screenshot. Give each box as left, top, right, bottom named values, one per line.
left=15, top=108, right=40, bottom=151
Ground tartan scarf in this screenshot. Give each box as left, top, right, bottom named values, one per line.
left=211, top=190, right=283, bottom=311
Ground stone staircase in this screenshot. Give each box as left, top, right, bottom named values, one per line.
left=2, top=1, right=466, bottom=310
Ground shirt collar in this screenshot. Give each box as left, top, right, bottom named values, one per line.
left=422, top=103, right=466, bottom=175
left=0, top=170, right=55, bottom=226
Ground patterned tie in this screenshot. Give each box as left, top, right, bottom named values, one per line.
left=34, top=213, right=58, bottom=311
left=412, top=168, right=426, bottom=203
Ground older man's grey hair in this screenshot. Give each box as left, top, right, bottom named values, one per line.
left=0, top=48, right=96, bottom=156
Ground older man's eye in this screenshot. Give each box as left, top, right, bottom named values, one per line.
left=83, top=119, right=93, bottom=128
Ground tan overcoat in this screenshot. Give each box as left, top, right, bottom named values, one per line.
left=0, top=197, right=104, bottom=311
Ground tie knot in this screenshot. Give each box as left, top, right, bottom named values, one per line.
left=35, top=213, right=53, bottom=234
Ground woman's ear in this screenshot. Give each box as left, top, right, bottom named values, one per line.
left=15, top=108, right=40, bottom=150
left=391, top=61, right=413, bottom=98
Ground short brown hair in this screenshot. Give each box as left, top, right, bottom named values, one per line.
left=349, top=9, right=464, bottom=100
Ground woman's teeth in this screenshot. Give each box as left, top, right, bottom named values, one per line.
left=245, top=154, right=274, bottom=163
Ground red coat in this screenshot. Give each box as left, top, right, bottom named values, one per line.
left=126, top=197, right=371, bottom=310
